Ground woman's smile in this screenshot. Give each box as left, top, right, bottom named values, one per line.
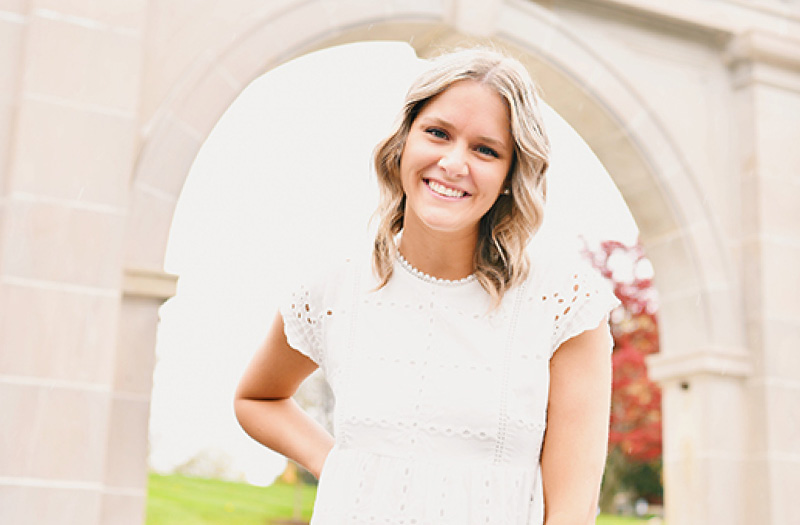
left=424, top=178, right=470, bottom=199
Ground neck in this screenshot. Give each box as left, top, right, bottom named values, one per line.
left=398, top=220, right=478, bottom=281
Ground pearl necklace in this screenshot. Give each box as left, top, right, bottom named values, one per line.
left=396, top=253, right=477, bottom=286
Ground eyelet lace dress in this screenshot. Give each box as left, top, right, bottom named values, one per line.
left=280, top=248, right=620, bottom=525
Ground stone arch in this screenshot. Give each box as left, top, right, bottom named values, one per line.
left=123, top=1, right=747, bottom=523
left=130, top=0, right=740, bottom=348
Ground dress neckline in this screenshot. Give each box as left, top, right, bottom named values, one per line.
left=396, top=253, right=478, bottom=287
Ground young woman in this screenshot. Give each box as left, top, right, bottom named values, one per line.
left=235, top=48, right=619, bottom=525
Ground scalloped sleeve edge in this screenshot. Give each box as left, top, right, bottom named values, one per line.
left=550, top=286, right=620, bottom=358
left=279, top=300, right=322, bottom=367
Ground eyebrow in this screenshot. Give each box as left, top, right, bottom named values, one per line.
left=420, top=116, right=510, bottom=151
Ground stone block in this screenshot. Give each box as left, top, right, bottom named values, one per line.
left=663, top=426, right=746, bottom=525
left=10, top=97, right=136, bottom=207
left=0, top=1, right=26, bottom=14
left=739, top=237, right=763, bottom=320
left=742, top=381, right=800, bottom=521
left=645, top=230, right=702, bottom=298
left=113, top=296, right=161, bottom=395
left=585, top=68, right=652, bottom=154
left=743, top=455, right=771, bottom=524
left=754, top=85, right=800, bottom=183
left=22, top=14, right=142, bottom=113
left=625, top=182, right=680, bottom=244
left=757, top=175, right=800, bottom=239
left=656, top=290, right=712, bottom=354
left=759, top=317, right=800, bottom=383
left=103, top=395, right=150, bottom=488
left=658, top=165, right=717, bottom=239
left=660, top=377, right=701, bottom=461
left=695, top=457, right=745, bottom=525
left=0, top=484, right=101, bottom=525
left=700, top=286, right=745, bottom=348
left=122, top=185, right=177, bottom=270
left=0, top=16, right=24, bottom=100
left=99, top=491, right=146, bottom=525
left=588, top=120, right=654, bottom=200
left=220, top=3, right=337, bottom=89
left=0, top=281, right=119, bottom=384
left=495, top=1, right=558, bottom=55
left=172, top=65, right=241, bottom=142
left=135, top=114, right=201, bottom=199
left=739, top=175, right=760, bottom=240
left=687, top=220, right=734, bottom=287
left=770, top=457, right=800, bottom=525
left=2, top=198, right=125, bottom=288
left=692, top=376, right=749, bottom=455
left=762, top=382, right=800, bottom=456
left=140, top=0, right=286, bottom=124
left=0, top=103, right=12, bottom=196
left=31, top=0, right=148, bottom=30
left=761, top=240, right=800, bottom=318
left=0, top=381, right=110, bottom=480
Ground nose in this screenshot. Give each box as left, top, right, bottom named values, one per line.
left=437, top=145, right=469, bottom=177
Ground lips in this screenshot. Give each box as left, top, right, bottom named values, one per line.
left=424, top=178, right=469, bottom=198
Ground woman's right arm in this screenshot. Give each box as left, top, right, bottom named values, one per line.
left=234, top=311, right=335, bottom=479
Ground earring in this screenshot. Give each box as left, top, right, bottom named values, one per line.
left=502, top=188, right=511, bottom=195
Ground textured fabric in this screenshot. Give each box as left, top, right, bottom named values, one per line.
left=280, top=248, right=620, bottom=525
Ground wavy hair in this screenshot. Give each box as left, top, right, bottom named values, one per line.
left=372, top=48, right=550, bottom=304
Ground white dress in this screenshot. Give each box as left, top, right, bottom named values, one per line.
left=281, top=248, right=619, bottom=525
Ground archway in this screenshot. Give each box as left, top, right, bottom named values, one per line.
left=122, top=2, right=746, bottom=524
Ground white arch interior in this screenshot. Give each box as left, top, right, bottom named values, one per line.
left=150, top=41, right=638, bottom=483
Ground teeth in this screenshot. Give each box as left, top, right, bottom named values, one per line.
left=428, top=180, right=466, bottom=198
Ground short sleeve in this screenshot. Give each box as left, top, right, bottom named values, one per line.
left=280, top=283, right=325, bottom=366
left=549, top=257, right=620, bottom=356
left=277, top=258, right=355, bottom=367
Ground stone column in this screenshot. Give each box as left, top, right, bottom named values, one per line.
left=727, top=30, right=800, bottom=525
left=100, top=269, right=177, bottom=525
left=0, top=3, right=148, bottom=524
left=648, top=350, right=751, bottom=525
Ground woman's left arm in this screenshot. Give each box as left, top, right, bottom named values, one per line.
left=541, top=318, right=613, bottom=525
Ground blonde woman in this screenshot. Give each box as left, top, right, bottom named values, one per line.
left=235, top=48, right=619, bottom=525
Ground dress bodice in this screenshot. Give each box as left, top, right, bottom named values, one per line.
left=281, top=249, right=619, bottom=524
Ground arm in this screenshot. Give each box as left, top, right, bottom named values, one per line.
left=234, top=311, right=335, bottom=479
left=541, top=318, right=613, bottom=525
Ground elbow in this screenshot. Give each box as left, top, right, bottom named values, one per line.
left=232, top=393, right=252, bottom=432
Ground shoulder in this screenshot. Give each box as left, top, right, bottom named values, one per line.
left=525, top=238, right=620, bottom=355
left=284, top=252, right=368, bottom=308
left=525, top=239, right=595, bottom=292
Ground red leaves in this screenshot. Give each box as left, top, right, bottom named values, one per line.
left=609, top=340, right=662, bottom=461
left=586, top=240, right=662, bottom=463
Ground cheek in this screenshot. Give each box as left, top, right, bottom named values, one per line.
left=480, top=167, right=510, bottom=195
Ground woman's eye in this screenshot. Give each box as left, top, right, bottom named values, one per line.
left=425, top=128, right=448, bottom=139
left=477, top=145, right=499, bottom=158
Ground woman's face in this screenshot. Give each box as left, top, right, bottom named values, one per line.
left=399, top=80, right=513, bottom=241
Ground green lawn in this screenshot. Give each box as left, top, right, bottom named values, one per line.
left=596, top=515, right=655, bottom=524
left=146, top=472, right=653, bottom=524
left=146, top=473, right=316, bottom=525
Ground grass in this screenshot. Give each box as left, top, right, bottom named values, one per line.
left=146, top=472, right=654, bottom=524
left=596, top=515, right=655, bottom=524
left=146, top=472, right=316, bottom=525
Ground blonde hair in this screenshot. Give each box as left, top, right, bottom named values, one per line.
left=372, top=48, right=550, bottom=303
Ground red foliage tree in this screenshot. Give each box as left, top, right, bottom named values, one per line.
left=585, top=240, right=662, bottom=463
